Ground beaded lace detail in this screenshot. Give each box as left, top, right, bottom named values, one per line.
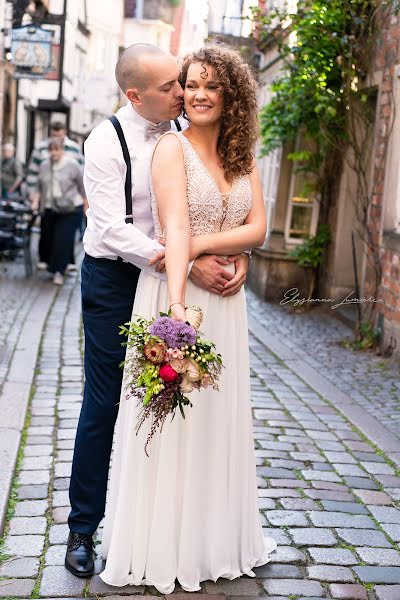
left=151, top=132, right=252, bottom=239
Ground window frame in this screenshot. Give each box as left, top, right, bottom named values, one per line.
left=284, top=137, right=320, bottom=245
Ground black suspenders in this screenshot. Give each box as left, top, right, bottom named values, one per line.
left=109, top=115, right=133, bottom=224
left=108, top=116, right=182, bottom=224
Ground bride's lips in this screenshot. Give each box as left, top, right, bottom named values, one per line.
left=192, top=105, right=212, bottom=112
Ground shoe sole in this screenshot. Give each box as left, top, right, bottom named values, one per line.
left=64, top=558, right=94, bottom=578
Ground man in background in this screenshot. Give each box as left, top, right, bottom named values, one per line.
left=1, top=143, right=24, bottom=198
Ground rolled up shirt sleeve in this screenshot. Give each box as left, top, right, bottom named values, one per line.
left=83, top=124, right=165, bottom=273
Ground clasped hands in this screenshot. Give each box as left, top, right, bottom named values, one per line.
left=148, top=240, right=249, bottom=298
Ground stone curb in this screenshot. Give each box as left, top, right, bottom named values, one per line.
left=0, top=282, right=57, bottom=534
left=248, top=315, right=400, bottom=467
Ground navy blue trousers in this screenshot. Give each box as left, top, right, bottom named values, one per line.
left=68, top=254, right=140, bottom=535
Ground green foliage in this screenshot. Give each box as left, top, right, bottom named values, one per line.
left=254, top=0, right=378, bottom=169
left=341, top=320, right=380, bottom=350
left=137, top=364, right=164, bottom=405
left=288, top=224, right=331, bottom=268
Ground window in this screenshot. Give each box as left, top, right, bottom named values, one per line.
left=259, top=146, right=282, bottom=244
left=258, top=85, right=282, bottom=245
left=284, top=137, right=319, bottom=244
left=124, top=0, right=137, bottom=18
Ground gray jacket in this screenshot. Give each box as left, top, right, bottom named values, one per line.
left=37, top=157, right=85, bottom=211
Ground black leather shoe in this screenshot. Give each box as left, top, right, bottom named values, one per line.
left=65, top=532, right=95, bottom=577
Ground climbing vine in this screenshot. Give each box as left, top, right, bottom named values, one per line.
left=254, top=0, right=381, bottom=169
left=253, top=0, right=397, bottom=342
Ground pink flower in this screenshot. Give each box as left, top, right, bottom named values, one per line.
left=166, top=348, right=184, bottom=361
left=159, top=363, right=179, bottom=383
left=201, top=374, right=210, bottom=388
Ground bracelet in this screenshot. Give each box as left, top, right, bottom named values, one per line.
left=243, top=249, right=253, bottom=263
left=169, top=302, right=185, bottom=310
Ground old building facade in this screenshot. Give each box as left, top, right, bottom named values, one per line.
left=248, top=1, right=400, bottom=357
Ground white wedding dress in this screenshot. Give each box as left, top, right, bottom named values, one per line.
left=100, top=132, right=277, bottom=593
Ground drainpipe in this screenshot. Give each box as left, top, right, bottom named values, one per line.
left=58, top=0, right=67, bottom=103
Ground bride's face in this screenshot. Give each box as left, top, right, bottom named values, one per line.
left=183, top=62, right=224, bottom=125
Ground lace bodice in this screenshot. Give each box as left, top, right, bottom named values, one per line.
left=151, top=132, right=252, bottom=239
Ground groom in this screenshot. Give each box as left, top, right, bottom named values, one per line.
left=65, top=43, right=249, bottom=577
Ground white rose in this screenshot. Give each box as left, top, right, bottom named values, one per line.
left=186, top=358, right=202, bottom=382
left=180, top=374, right=194, bottom=393
left=170, top=358, right=189, bottom=374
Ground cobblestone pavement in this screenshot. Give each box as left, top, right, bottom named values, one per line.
left=247, top=291, right=400, bottom=438
left=1, top=268, right=400, bottom=599
left=0, top=254, right=41, bottom=384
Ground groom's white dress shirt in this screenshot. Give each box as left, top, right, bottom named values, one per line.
left=83, top=102, right=183, bottom=275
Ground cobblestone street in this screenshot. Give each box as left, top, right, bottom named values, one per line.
left=1, top=256, right=400, bottom=600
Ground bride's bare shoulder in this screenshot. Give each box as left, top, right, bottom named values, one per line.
left=151, top=133, right=185, bottom=176
left=153, top=132, right=184, bottom=160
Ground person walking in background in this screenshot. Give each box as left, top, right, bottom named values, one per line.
left=27, top=121, right=84, bottom=270
left=1, top=143, right=24, bottom=198
left=31, top=138, right=86, bottom=286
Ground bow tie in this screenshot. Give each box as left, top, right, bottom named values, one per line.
left=144, top=120, right=171, bottom=141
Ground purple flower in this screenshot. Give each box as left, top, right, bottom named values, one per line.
left=149, top=316, right=196, bottom=348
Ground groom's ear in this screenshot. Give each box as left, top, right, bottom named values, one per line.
left=126, top=88, right=142, bottom=106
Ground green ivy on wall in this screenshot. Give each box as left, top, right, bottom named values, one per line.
left=253, top=0, right=399, bottom=333
left=254, top=0, right=380, bottom=168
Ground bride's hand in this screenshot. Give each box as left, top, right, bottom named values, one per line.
left=170, top=303, right=186, bottom=322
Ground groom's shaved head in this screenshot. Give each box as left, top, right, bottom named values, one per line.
left=116, top=44, right=167, bottom=94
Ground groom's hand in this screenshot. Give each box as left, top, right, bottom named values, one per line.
left=189, top=255, right=233, bottom=294
left=221, top=254, right=249, bottom=297
left=148, top=251, right=165, bottom=270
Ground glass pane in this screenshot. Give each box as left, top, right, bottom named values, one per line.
left=289, top=204, right=313, bottom=239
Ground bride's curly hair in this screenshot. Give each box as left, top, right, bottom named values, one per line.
left=179, top=44, right=259, bottom=183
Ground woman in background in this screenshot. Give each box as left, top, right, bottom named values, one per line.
left=33, top=138, right=86, bottom=285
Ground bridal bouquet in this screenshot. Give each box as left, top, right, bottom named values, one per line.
left=120, top=306, right=223, bottom=455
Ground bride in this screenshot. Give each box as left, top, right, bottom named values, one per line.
left=100, top=44, right=277, bottom=593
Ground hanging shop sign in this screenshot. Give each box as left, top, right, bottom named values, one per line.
left=11, top=25, right=53, bottom=79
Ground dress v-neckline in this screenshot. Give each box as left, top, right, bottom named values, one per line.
left=181, top=133, right=236, bottom=199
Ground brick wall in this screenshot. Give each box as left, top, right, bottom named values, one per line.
left=170, top=1, right=184, bottom=56
left=365, top=6, right=400, bottom=353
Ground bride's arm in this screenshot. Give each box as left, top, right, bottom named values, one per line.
left=151, top=135, right=190, bottom=321
left=190, top=164, right=266, bottom=259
